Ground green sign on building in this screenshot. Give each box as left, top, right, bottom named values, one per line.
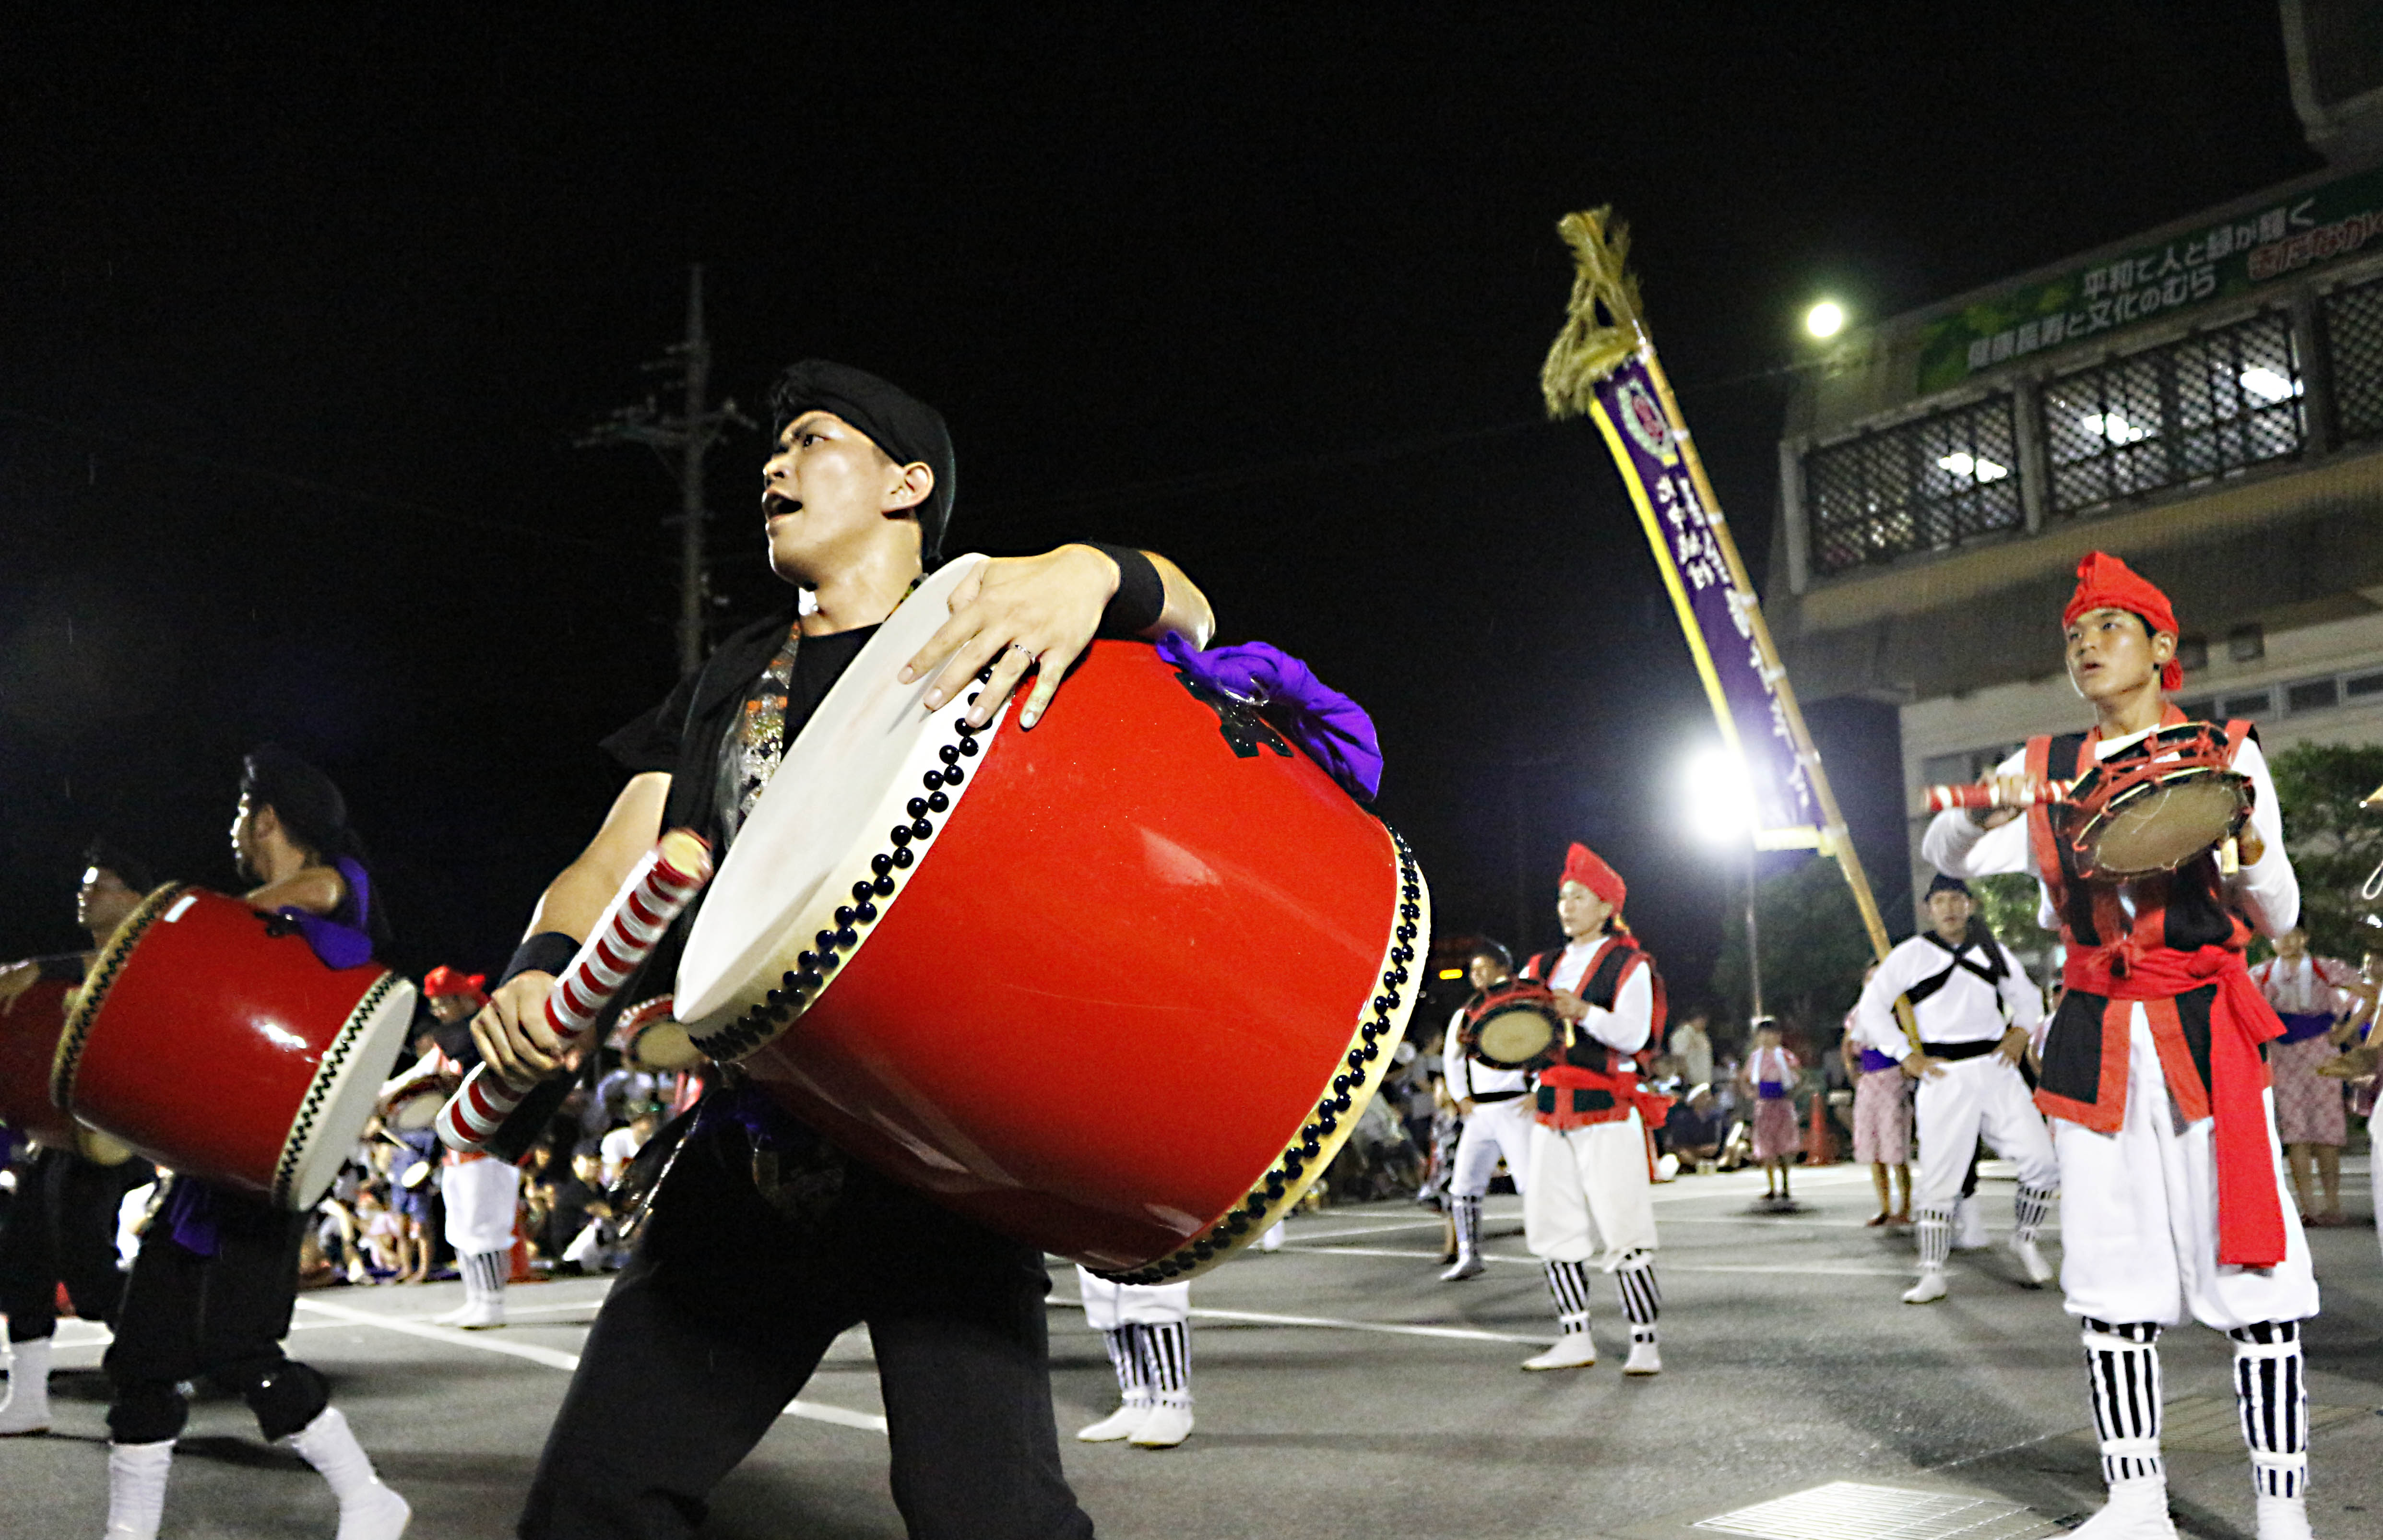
left=1916, top=161, right=2383, bottom=394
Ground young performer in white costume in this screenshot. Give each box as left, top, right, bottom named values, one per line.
left=1515, top=843, right=1665, bottom=1376
left=1070, top=1269, right=1191, bottom=1449
left=1850, top=874, right=2056, bottom=1303
left=1437, top=940, right=1533, bottom=1281
left=1924, top=552, right=2315, bottom=1540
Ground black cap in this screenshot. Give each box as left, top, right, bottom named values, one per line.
left=1468, top=937, right=1513, bottom=972
left=240, top=744, right=350, bottom=860
left=768, top=359, right=956, bottom=567
left=82, top=837, right=154, bottom=895
left=1926, top=873, right=1972, bottom=899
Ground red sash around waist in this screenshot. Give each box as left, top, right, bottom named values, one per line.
left=1535, top=1062, right=1671, bottom=1132
left=2060, top=940, right=2287, bottom=1268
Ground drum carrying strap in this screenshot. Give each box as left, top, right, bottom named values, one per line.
left=1901, top=932, right=2009, bottom=1008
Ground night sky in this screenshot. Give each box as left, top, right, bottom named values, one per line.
left=0, top=7, right=2322, bottom=1016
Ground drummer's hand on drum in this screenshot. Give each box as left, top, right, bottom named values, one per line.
left=902, top=545, right=1117, bottom=730
left=1993, top=1026, right=2031, bottom=1067
left=0, top=960, right=36, bottom=1011
left=2234, top=823, right=2266, bottom=867
left=1966, top=772, right=2034, bottom=829
left=1547, top=989, right=1591, bottom=1023
left=471, top=971, right=573, bottom=1087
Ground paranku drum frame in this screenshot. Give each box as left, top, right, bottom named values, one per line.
left=675, top=555, right=1429, bottom=1282
left=1458, top=979, right=1567, bottom=1074
left=53, top=886, right=416, bottom=1208
left=2061, top=722, right=2253, bottom=880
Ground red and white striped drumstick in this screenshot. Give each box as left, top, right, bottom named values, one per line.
left=436, top=829, right=712, bottom=1154
left=1923, top=779, right=2075, bottom=814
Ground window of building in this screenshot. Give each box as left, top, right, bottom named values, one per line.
left=1803, top=394, right=2022, bottom=575
left=2285, top=676, right=2342, bottom=712
left=2041, top=310, right=2303, bottom=515
left=2323, top=273, right=2383, bottom=443
left=2174, top=697, right=2218, bottom=721
left=2347, top=669, right=2383, bottom=699
left=2220, top=689, right=2274, bottom=718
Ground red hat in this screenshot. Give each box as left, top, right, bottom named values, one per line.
left=422, top=966, right=488, bottom=1006
left=1560, top=842, right=1626, bottom=912
left=2062, top=551, right=2182, bottom=691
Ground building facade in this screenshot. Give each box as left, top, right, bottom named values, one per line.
left=1767, top=90, right=2383, bottom=917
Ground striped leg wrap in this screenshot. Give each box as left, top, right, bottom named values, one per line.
left=2013, top=1184, right=2054, bottom=1242
left=1101, top=1329, right=1149, bottom=1406
left=2229, top=1321, right=2307, bottom=1500
left=1451, top=1194, right=1481, bottom=1263
left=1543, top=1260, right=1593, bottom=1336
left=1613, top=1251, right=1660, bottom=1339
left=2081, top=1319, right=2164, bottom=1486
left=1914, top=1207, right=1953, bottom=1272
left=464, top=1251, right=509, bottom=1299
left=1137, top=1321, right=1191, bottom=1407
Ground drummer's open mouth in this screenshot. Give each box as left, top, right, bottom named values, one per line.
left=763, top=494, right=802, bottom=525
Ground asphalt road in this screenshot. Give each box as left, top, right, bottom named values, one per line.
left=4, top=1161, right=2378, bottom=1539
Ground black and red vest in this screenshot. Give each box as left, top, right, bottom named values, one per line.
left=1520, top=936, right=1670, bottom=1130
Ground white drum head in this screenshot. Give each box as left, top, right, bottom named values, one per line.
left=676, top=555, right=1002, bottom=1032
left=278, top=974, right=417, bottom=1209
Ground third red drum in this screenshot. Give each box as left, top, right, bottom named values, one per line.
left=675, top=555, right=1430, bottom=1281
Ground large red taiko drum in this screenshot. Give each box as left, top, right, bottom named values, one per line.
left=0, top=975, right=133, bottom=1163
left=53, top=887, right=415, bottom=1207
left=675, top=555, right=1430, bottom=1281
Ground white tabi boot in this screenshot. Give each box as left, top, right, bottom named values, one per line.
left=1076, top=1326, right=1152, bottom=1442
left=2071, top=1319, right=2177, bottom=1540
left=285, top=1406, right=411, bottom=1540
left=0, top=1335, right=54, bottom=1435
left=1439, top=1194, right=1484, bottom=1281
left=104, top=1440, right=175, bottom=1540
left=1128, top=1321, right=1194, bottom=1447
left=1903, top=1206, right=1953, bottom=1303
left=451, top=1251, right=507, bottom=1330
left=1522, top=1260, right=1598, bottom=1370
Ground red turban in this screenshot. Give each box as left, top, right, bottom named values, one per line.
left=1561, top=842, right=1626, bottom=912
left=2062, top=551, right=2182, bottom=691
left=423, top=966, right=488, bottom=1006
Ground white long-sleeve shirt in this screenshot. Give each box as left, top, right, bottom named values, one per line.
left=1921, top=728, right=2299, bottom=940
left=1852, top=928, right=2042, bottom=1061
left=1540, top=936, right=1653, bottom=1055
left=1442, top=1004, right=1532, bottom=1100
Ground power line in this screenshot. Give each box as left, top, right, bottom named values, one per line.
left=0, top=404, right=612, bottom=552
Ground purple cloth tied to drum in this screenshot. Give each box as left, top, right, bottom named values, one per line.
left=1157, top=634, right=1383, bottom=800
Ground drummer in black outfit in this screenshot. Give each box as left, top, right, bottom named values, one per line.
left=99, top=748, right=410, bottom=1540
left=0, top=840, right=158, bottom=1437
left=473, top=360, right=1214, bottom=1540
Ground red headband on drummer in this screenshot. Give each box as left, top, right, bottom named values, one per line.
left=422, top=965, right=488, bottom=1006
left=2063, top=551, right=2182, bottom=692
left=1560, top=842, right=1625, bottom=912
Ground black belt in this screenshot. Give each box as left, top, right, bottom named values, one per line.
left=1920, top=1039, right=1999, bottom=1062
left=1471, top=1088, right=1529, bottom=1104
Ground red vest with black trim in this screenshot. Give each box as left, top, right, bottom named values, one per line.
left=1520, top=936, right=1671, bottom=1131
left=2025, top=707, right=2291, bottom=1268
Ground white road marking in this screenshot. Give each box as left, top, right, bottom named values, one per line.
left=292, top=1297, right=888, bottom=1433
left=1051, top=1295, right=1547, bottom=1346
left=1277, top=1244, right=1912, bottom=1277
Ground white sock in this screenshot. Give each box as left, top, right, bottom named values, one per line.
left=106, top=1440, right=175, bottom=1540
left=1, top=1336, right=52, bottom=1424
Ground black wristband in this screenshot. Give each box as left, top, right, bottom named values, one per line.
left=499, top=931, right=580, bottom=988
left=1082, top=543, right=1165, bottom=637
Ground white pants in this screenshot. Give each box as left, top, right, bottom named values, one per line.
left=442, top=1157, right=521, bottom=1256
left=1913, top=1053, right=2058, bottom=1208
left=1524, top=1113, right=1658, bottom=1266
left=1075, top=1267, right=1189, bottom=1329
left=1449, top=1097, right=1535, bottom=1197
left=2055, top=1009, right=2318, bottom=1330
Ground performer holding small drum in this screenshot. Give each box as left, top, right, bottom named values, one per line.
left=1849, top=875, right=2057, bottom=1305
left=99, top=747, right=409, bottom=1540
left=1924, top=553, right=2314, bottom=1540
left=415, top=967, right=518, bottom=1328
left=468, top=360, right=1215, bottom=1540
left=1515, top=843, right=1666, bottom=1376
left=0, top=841, right=157, bottom=1437
left=1438, top=938, right=1533, bottom=1281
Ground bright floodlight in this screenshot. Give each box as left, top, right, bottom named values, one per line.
left=1684, top=745, right=1756, bottom=848
left=1804, top=300, right=1846, bottom=339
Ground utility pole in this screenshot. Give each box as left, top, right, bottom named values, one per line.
left=579, top=264, right=752, bottom=675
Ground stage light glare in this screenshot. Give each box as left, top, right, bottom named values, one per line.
left=1804, top=300, right=1846, bottom=339
left=1684, top=746, right=1756, bottom=849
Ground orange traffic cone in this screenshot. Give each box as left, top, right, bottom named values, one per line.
left=1804, top=1094, right=1836, bottom=1167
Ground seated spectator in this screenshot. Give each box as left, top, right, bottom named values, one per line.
left=598, top=1105, right=661, bottom=1189
left=546, top=1142, right=622, bottom=1274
